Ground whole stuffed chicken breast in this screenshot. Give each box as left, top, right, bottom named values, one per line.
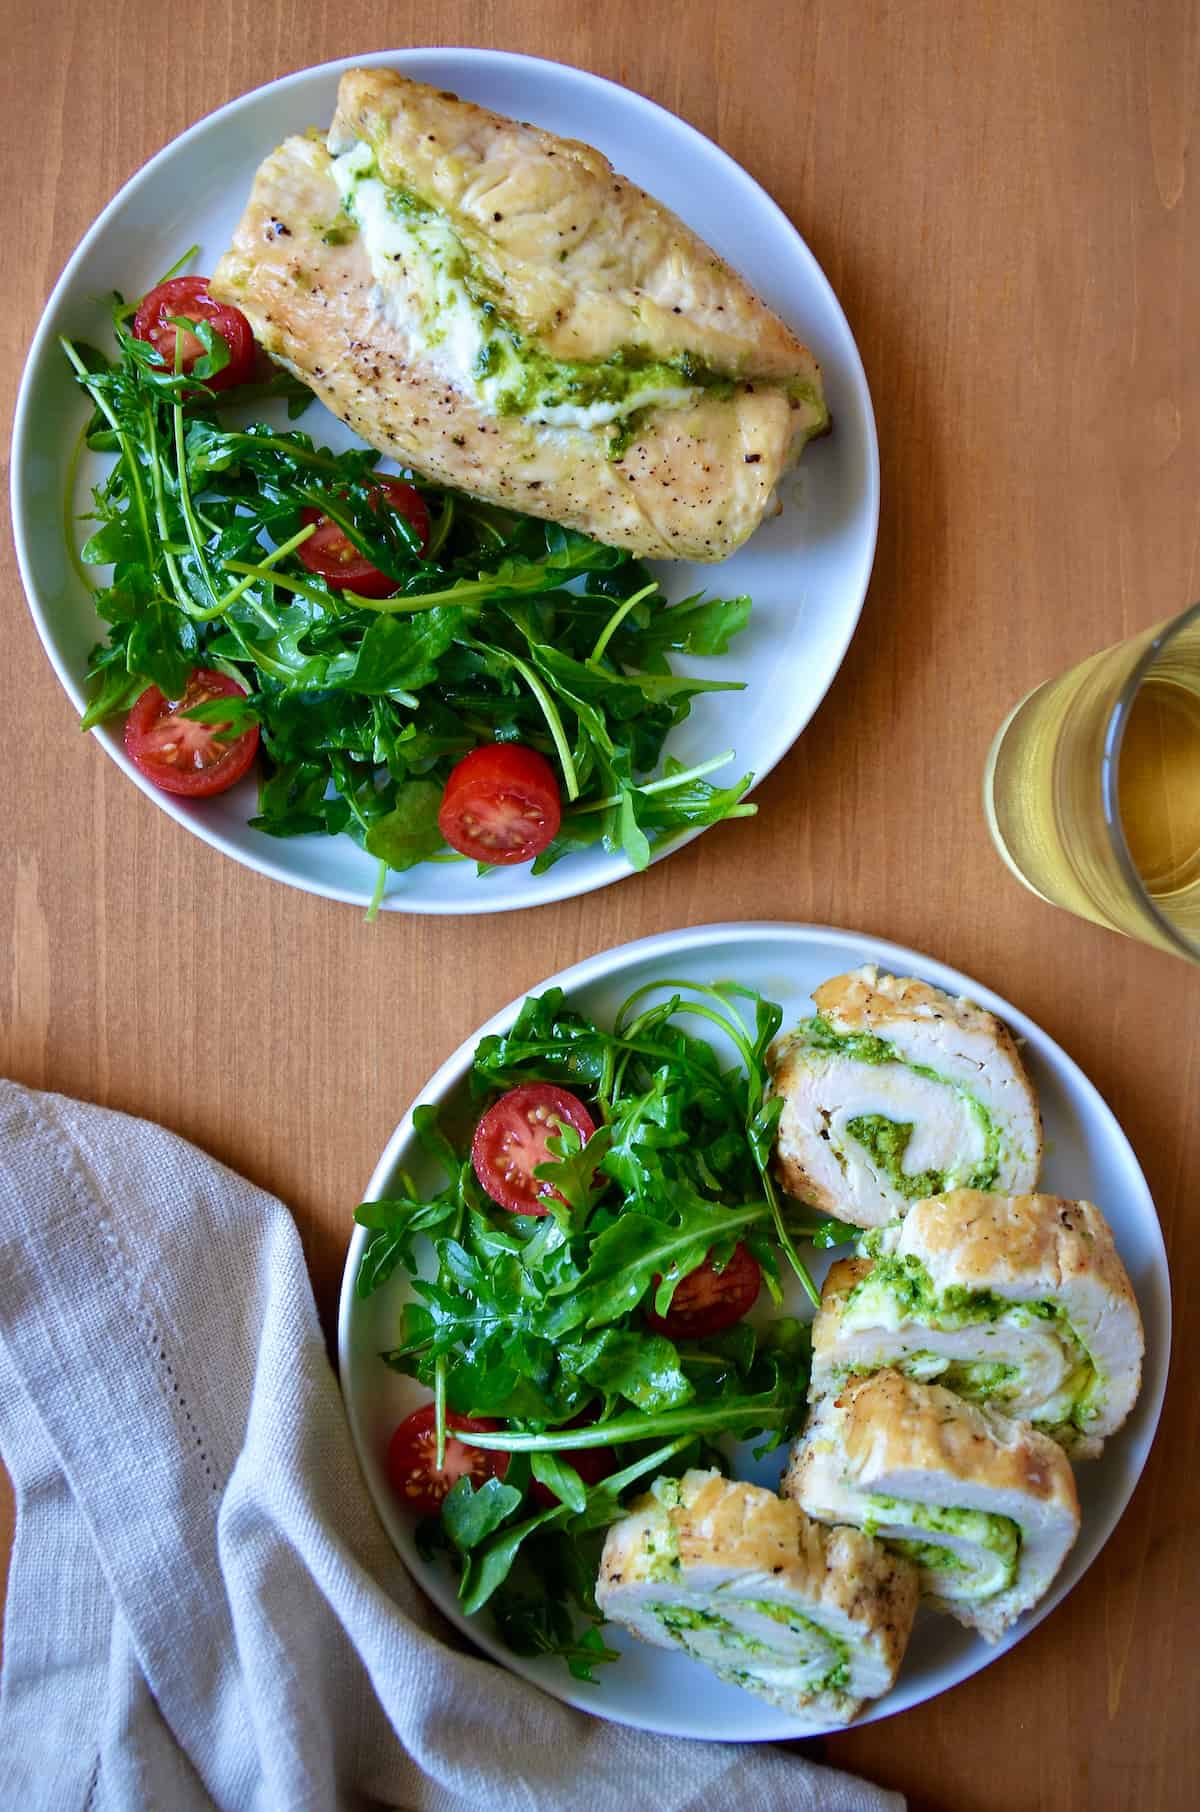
left=767, top=967, right=1043, bottom=1229
left=784, top=1371, right=1080, bottom=1643
left=596, top=1469, right=917, bottom=1725
left=809, top=1191, right=1144, bottom=1457
left=210, top=69, right=828, bottom=561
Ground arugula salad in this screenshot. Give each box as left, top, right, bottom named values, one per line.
left=354, top=981, right=852, bottom=1679
left=61, top=267, right=759, bottom=909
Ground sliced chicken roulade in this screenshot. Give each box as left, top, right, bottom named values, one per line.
left=211, top=69, right=829, bottom=562
left=809, top=1191, right=1144, bottom=1457
left=784, top=1371, right=1080, bottom=1642
left=596, top=1469, right=917, bottom=1726
left=768, top=966, right=1042, bottom=1229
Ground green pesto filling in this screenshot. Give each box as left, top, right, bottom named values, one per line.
left=834, top=1352, right=1021, bottom=1402
left=336, top=148, right=822, bottom=442
left=888, top=1539, right=967, bottom=1572
left=651, top=1599, right=850, bottom=1693
left=650, top=1603, right=770, bottom=1658
left=800, top=1017, right=895, bottom=1065
left=844, top=1114, right=949, bottom=1201
left=862, top=1496, right=1020, bottom=1595
left=943, top=1358, right=1021, bottom=1396
left=741, top=1600, right=853, bottom=1689
left=842, top=1254, right=1104, bottom=1434
left=795, top=1017, right=1004, bottom=1194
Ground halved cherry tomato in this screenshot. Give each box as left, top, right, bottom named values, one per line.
left=645, top=1242, right=762, bottom=1339
left=385, top=1404, right=508, bottom=1518
left=472, top=1083, right=596, bottom=1215
left=131, top=276, right=256, bottom=391
left=438, top=743, right=562, bottom=866
left=123, top=669, right=259, bottom=798
left=529, top=1410, right=616, bottom=1507
left=298, top=478, right=430, bottom=596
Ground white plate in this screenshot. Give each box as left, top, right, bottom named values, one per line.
left=12, top=49, right=878, bottom=915
left=338, top=921, right=1169, bottom=1740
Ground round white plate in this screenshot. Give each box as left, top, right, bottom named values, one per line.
left=12, top=50, right=878, bottom=915
left=338, top=921, right=1170, bottom=1739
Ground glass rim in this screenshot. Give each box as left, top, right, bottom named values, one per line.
left=1102, top=599, right=1200, bottom=962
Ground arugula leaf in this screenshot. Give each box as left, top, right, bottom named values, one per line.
left=349, top=609, right=463, bottom=695
left=363, top=782, right=445, bottom=870
left=442, top=1474, right=524, bottom=1553
left=529, top=1452, right=588, bottom=1513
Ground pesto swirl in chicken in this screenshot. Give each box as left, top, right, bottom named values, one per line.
left=810, top=1191, right=1144, bottom=1457
left=785, top=1371, right=1080, bottom=1642
left=596, top=1470, right=917, bottom=1726
left=767, top=966, right=1043, bottom=1229
left=211, top=68, right=829, bottom=561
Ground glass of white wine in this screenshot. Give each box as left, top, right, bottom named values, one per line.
left=983, top=602, right=1200, bottom=963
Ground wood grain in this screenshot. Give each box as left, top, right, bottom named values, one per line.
left=2, top=2, right=1197, bottom=1805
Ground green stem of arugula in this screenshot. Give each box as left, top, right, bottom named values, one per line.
left=567, top=751, right=739, bottom=817
left=140, top=398, right=196, bottom=615
left=453, top=1398, right=791, bottom=1453
left=209, top=431, right=345, bottom=473
left=424, top=492, right=455, bottom=562
left=152, top=243, right=200, bottom=290
left=575, top=1435, right=695, bottom=1511
left=473, top=640, right=580, bottom=800
left=763, top=1164, right=819, bottom=1307
left=339, top=565, right=570, bottom=615
left=201, top=523, right=318, bottom=621
left=588, top=582, right=659, bottom=666
left=365, top=857, right=389, bottom=924
left=170, top=332, right=226, bottom=613
left=59, top=338, right=157, bottom=575
left=434, top=1356, right=447, bottom=1472
left=219, top=560, right=347, bottom=612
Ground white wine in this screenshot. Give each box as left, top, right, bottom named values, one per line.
left=984, top=605, right=1200, bottom=962
left=1117, top=678, right=1200, bottom=933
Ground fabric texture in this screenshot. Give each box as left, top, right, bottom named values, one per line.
left=0, top=1079, right=902, bottom=1812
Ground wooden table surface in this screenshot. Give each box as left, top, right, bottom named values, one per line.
left=2, top=2, right=1197, bottom=1806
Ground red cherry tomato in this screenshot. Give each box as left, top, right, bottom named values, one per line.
left=298, top=478, right=431, bottom=596
left=529, top=1411, right=617, bottom=1507
left=385, top=1404, right=508, bottom=1518
left=645, top=1243, right=762, bottom=1339
left=131, top=276, right=256, bottom=391
left=123, top=669, right=259, bottom=798
left=472, top=1083, right=596, bottom=1215
left=438, top=743, right=562, bottom=866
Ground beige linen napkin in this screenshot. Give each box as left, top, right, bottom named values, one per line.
left=0, top=1079, right=902, bottom=1812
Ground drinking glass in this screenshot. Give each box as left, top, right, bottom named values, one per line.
left=983, top=602, right=1200, bottom=963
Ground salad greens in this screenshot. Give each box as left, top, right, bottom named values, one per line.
left=61, top=279, right=759, bottom=902
left=355, top=981, right=850, bottom=1678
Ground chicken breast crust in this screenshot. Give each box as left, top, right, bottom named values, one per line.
left=211, top=69, right=828, bottom=561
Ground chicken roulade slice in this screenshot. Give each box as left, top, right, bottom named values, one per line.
left=767, top=966, right=1042, bottom=1229
left=809, top=1191, right=1144, bottom=1457
left=210, top=68, right=829, bottom=562
left=595, top=1468, right=917, bottom=1727
left=784, top=1371, right=1080, bottom=1642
